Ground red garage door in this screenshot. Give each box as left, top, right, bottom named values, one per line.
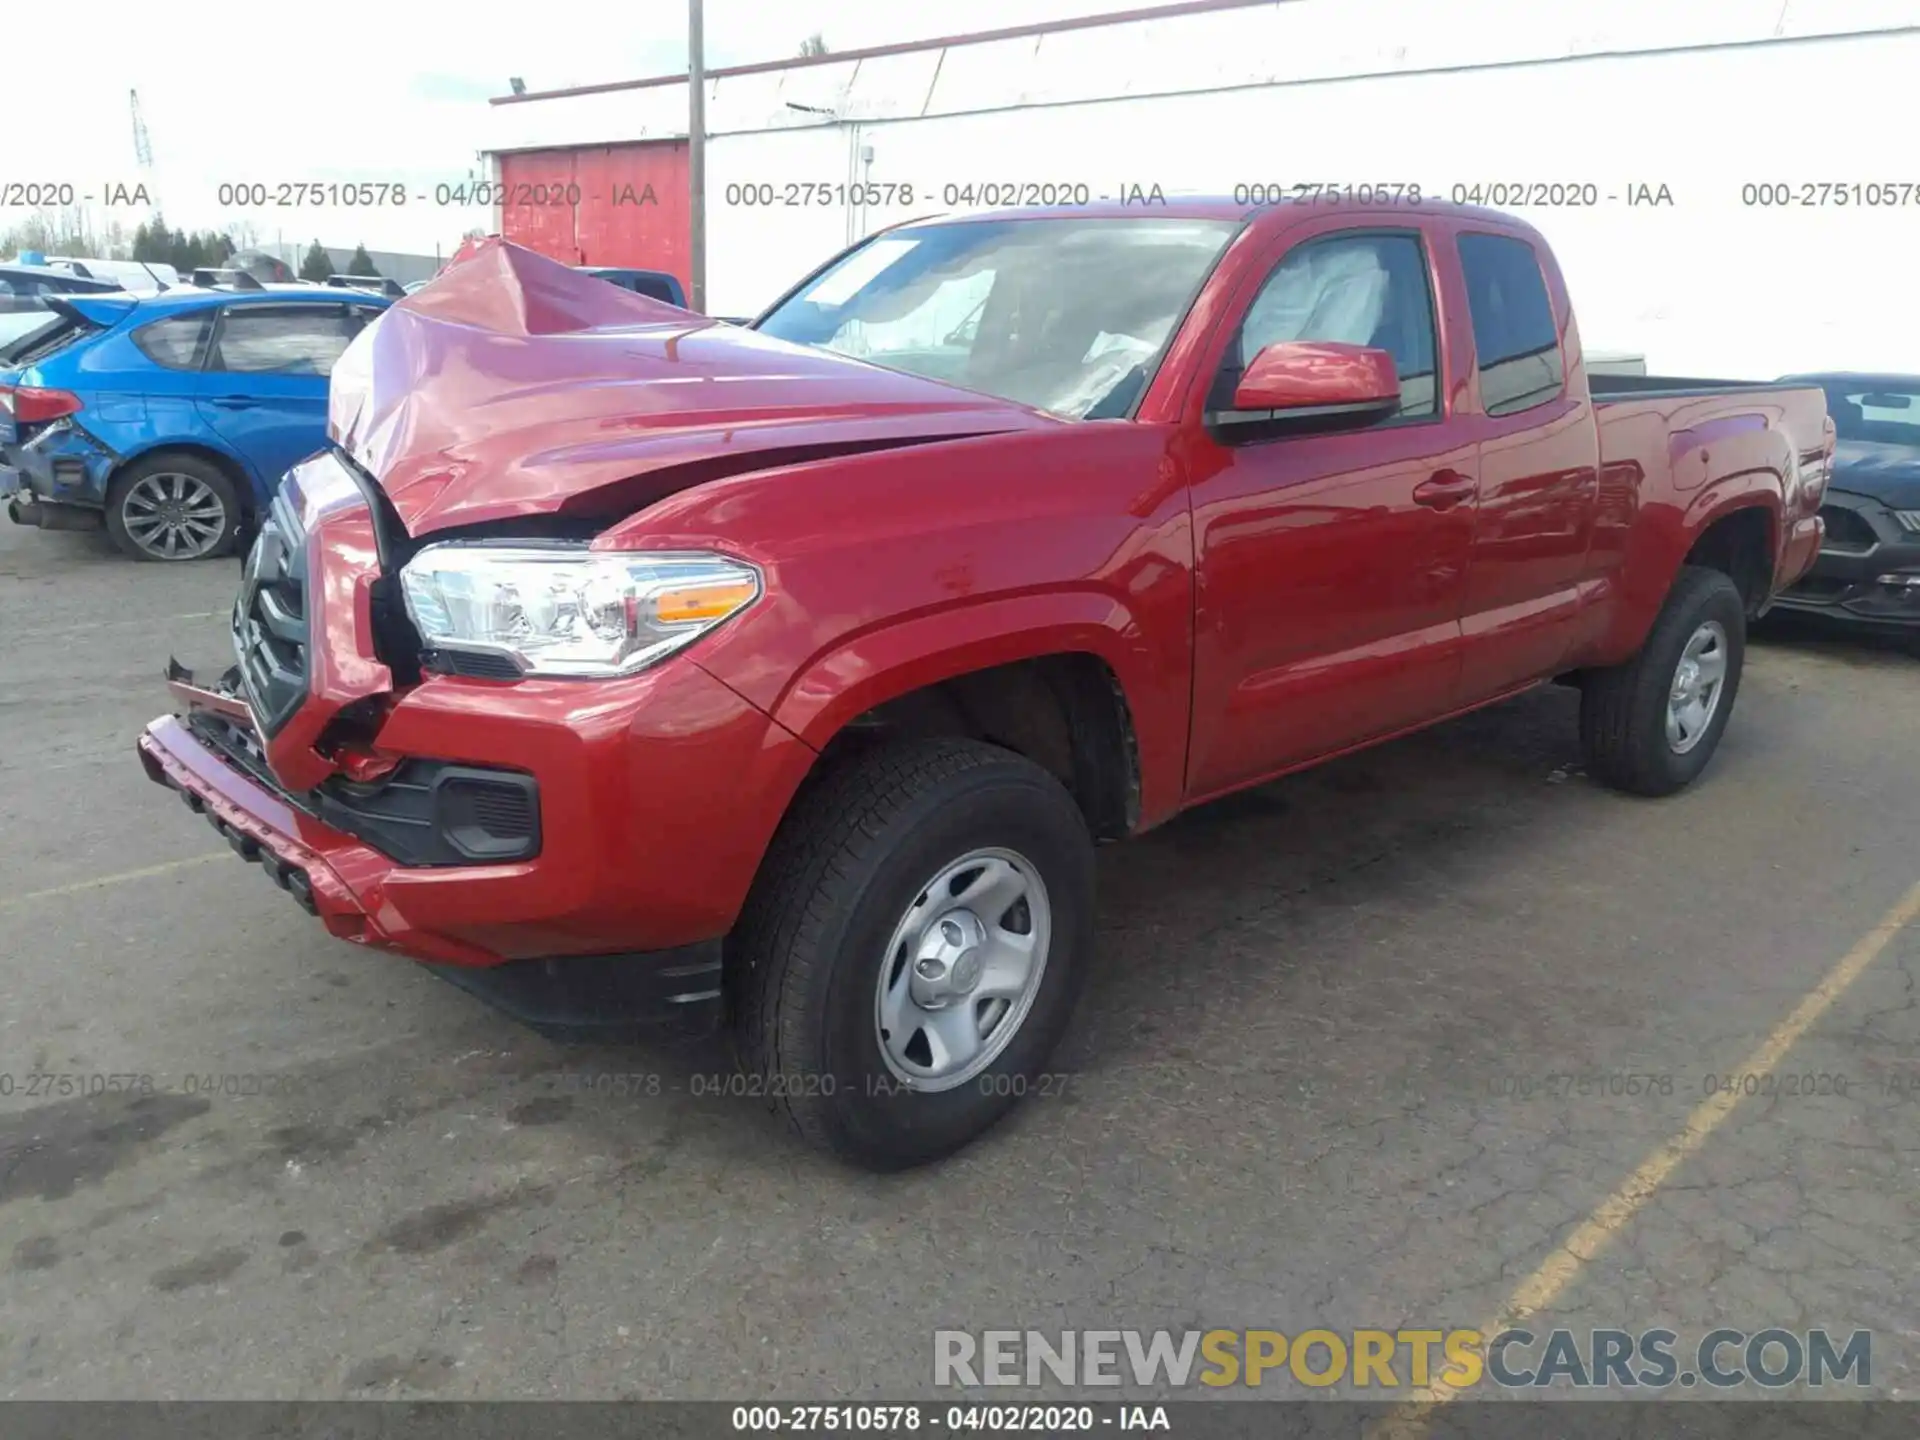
left=498, top=141, right=691, bottom=297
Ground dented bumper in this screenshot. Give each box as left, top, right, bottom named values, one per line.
left=135, top=446, right=824, bottom=1037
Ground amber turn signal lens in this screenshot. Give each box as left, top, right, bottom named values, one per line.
left=653, top=579, right=760, bottom=625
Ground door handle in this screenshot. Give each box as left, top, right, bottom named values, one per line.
left=209, top=396, right=258, bottom=409
left=1413, top=470, right=1476, bottom=509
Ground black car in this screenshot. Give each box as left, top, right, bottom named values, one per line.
left=1773, top=373, right=1920, bottom=630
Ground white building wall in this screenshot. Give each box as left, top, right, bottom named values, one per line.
left=483, top=0, right=1920, bottom=377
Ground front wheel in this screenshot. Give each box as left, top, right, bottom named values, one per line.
left=730, top=738, right=1096, bottom=1170
left=1580, top=565, right=1747, bottom=796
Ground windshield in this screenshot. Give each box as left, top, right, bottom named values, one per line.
left=1813, top=381, right=1920, bottom=447
left=757, top=217, right=1240, bottom=419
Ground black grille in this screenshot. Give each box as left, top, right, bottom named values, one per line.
left=1819, top=504, right=1879, bottom=551
left=233, top=491, right=310, bottom=737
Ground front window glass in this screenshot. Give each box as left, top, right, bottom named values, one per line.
left=1228, top=232, right=1440, bottom=419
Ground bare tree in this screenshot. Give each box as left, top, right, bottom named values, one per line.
left=799, top=32, right=828, bottom=56
left=0, top=207, right=109, bottom=259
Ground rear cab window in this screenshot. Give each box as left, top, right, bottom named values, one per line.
left=1456, top=232, right=1564, bottom=416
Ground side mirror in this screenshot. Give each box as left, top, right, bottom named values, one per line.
left=1215, top=341, right=1402, bottom=432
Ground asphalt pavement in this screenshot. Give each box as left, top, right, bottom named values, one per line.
left=1, top=519, right=1916, bottom=1411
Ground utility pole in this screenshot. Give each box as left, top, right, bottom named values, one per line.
left=688, top=0, right=707, bottom=313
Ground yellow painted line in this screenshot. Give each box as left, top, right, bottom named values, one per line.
left=1373, top=873, right=1920, bottom=1439
left=0, top=853, right=228, bottom=913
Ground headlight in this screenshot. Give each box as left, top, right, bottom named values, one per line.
left=398, top=544, right=761, bottom=678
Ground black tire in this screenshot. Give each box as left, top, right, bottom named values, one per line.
left=1580, top=565, right=1747, bottom=796
left=105, top=452, right=242, bottom=562
left=730, top=737, right=1096, bottom=1170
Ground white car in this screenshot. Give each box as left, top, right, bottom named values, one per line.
left=42, top=257, right=179, bottom=292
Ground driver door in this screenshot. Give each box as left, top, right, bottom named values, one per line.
left=1185, top=225, right=1478, bottom=798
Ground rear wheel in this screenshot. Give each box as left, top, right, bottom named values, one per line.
left=1580, top=565, right=1747, bottom=796
left=105, top=453, right=241, bottom=562
left=731, top=737, right=1095, bottom=1170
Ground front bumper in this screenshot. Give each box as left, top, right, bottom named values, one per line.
left=139, top=712, right=729, bottom=1038
left=1772, top=490, right=1920, bottom=628
left=136, top=651, right=819, bottom=1036
left=135, top=445, right=821, bottom=1036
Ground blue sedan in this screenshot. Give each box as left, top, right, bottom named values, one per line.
left=0, top=284, right=391, bottom=560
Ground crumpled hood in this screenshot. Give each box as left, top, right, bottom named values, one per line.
left=327, top=239, right=1056, bottom=536
left=1831, top=437, right=1920, bottom=510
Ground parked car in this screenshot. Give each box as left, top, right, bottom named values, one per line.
left=0, top=262, right=124, bottom=297
left=42, top=256, right=178, bottom=291
left=0, top=263, right=125, bottom=344
left=138, top=211, right=1828, bottom=1169
left=324, top=274, right=408, bottom=299
left=229, top=249, right=298, bottom=284
left=189, top=268, right=268, bottom=291
left=2, top=284, right=392, bottom=559
left=1, top=267, right=131, bottom=496
left=1769, top=372, right=1920, bottom=630
left=436, top=237, right=690, bottom=307
left=576, top=266, right=687, bottom=306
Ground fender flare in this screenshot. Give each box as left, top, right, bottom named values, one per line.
left=766, top=588, right=1184, bottom=825
left=1599, top=487, right=1783, bottom=664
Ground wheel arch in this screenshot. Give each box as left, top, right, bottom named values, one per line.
left=1682, top=499, right=1777, bottom=616
left=766, top=594, right=1177, bottom=840
left=1590, top=492, right=1782, bottom=665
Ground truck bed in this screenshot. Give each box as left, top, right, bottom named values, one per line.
left=1588, top=374, right=1831, bottom=606
left=1589, top=375, right=1830, bottom=463
left=1589, top=373, right=1820, bottom=402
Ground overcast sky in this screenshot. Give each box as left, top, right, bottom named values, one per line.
left=4, top=0, right=1132, bottom=258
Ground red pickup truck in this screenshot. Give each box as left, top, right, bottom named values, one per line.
left=138, top=203, right=1830, bottom=1168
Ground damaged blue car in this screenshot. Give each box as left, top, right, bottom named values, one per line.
left=1, top=281, right=391, bottom=561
